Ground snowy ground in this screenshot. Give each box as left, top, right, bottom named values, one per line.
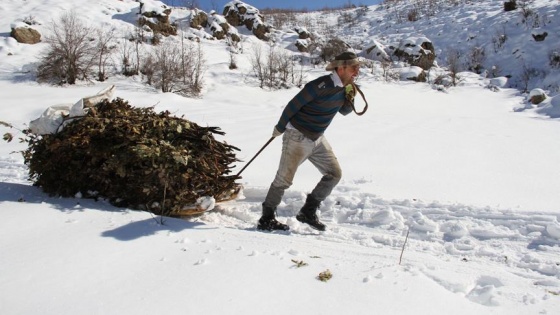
left=1, top=0, right=559, bottom=314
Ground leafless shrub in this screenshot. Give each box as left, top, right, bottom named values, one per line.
left=266, top=11, right=297, bottom=29
left=119, top=36, right=140, bottom=76
left=226, top=38, right=238, bottom=70
left=518, top=0, right=535, bottom=20
left=338, top=11, right=355, bottom=25
left=140, top=53, right=155, bottom=85
left=249, top=44, right=266, bottom=88
left=142, top=39, right=205, bottom=96
left=519, top=61, right=544, bottom=93
left=491, top=26, right=508, bottom=53
left=151, top=42, right=181, bottom=92
left=95, top=28, right=116, bottom=82
left=549, top=49, right=560, bottom=68
left=445, top=48, right=462, bottom=86
left=249, top=44, right=304, bottom=90
left=380, top=60, right=399, bottom=82
left=407, top=8, right=419, bottom=22
left=22, top=15, right=40, bottom=25
left=465, top=45, right=486, bottom=74
left=37, top=11, right=96, bottom=85
left=513, top=0, right=540, bottom=28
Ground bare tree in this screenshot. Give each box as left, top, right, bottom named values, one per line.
left=142, top=38, right=205, bottom=96
left=37, top=11, right=96, bottom=85
left=249, top=44, right=267, bottom=88
left=152, top=42, right=182, bottom=93
left=188, top=42, right=205, bottom=95
left=119, top=35, right=140, bottom=76
left=226, top=37, right=239, bottom=70
left=249, top=44, right=304, bottom=90
left=446, top=48, right=462, bottom=86
left=96, top=28, right=116, bottom=82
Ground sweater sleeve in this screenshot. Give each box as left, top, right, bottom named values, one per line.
left=275, top=81, right=320, bottom=132
left=339, top=99, right=353, bottom=116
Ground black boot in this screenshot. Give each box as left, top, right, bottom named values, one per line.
left=257, top=204, right=289, bottom=231
left=296, top=194, right=326, bottom=231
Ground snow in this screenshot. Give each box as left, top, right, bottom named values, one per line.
left=1, top=0, right=560, bottom=314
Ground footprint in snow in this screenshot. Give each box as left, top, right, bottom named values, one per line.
left=194, top=258, right=208, bottom=265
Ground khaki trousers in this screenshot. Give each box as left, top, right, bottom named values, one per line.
left=263, top=128, right=342, bottom=209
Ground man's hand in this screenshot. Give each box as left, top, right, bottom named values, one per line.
left=345, top=84, right=356, bottom=102
left=272, top=126, right=283, bottom=137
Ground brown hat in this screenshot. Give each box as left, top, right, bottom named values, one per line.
left=325, top=51, right=364, bottom=71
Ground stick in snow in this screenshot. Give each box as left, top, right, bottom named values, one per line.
left=399, top=228, right=410, bottom=265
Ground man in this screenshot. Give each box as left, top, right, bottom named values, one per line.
left=257, top=51, right=363, bottom=232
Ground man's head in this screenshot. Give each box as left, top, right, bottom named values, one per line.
left=326, top=51, right=363, bottom=85
left=325, top=51, right=362, bottom=71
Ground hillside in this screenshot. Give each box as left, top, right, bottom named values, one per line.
left=3, top=0, right=559, bottom=98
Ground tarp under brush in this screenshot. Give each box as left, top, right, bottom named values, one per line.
left=24, top=96, right=240, bottom=216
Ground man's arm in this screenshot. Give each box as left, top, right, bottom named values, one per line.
left=276, top=81, right=319, bottom=132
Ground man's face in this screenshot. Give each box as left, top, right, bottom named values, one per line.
left=338, top=64, right=360, bottom=85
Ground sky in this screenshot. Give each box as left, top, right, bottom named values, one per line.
left=162, top=0, right=383, bottom=12
left=1, top=0, right=560, bottom=314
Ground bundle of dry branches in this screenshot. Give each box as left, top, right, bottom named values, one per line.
left=23, top=98, right=240, bottom=216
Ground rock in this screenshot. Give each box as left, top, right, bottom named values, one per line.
left=531, top=29, right=548, bottom=42
left=394, top=37, right=435, bottom=70
left=295, top=26, right=311, bottom=40
left=138, top=1, right=177, bottom=36
left=190, top=9, right=208, bottom=29
left=529, top=88, right=547, bottom=105
left=504, top=0, right=517, bottom=12
left=362, top=39, right=390, bottom=62
left=10, top=26, right=41, bottom=44
left=399, top=66, right=426, bottom=82
left=223, top=1, right=271, bottom=40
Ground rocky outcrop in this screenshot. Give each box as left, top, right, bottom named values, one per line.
left=362, top=40, right=390, bottom=62
left=137, top=0, right=177, bottom=36
left=295, top=39, right=309, bottom=52
left=190, top=9, right=208, bottom=29
left=394, top=37, right=435, bottom=70
left=223, top=1, right=271, bottom=40
left=208, top=11, right=240, bottom=42
left=10, top=26, right=41, bottom=44
left=295, top=27, right=311, bottom=40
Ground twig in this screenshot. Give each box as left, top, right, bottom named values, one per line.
left=399, top=228, right=410, bottom=265
left=158, top=181, right=168, bottom=225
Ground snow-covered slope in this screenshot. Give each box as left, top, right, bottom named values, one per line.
left=1, top=1, right=559, bottom=314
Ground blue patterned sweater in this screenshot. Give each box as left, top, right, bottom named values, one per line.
left=276, top=74, right=353, bottom=141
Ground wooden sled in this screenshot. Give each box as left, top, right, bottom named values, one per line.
left=170, top=184, right=242, bottom=217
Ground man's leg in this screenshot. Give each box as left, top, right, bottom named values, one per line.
left=296, top=136, right=341, bottom=231
left=308, top=136, right=342, bottom=202
left=259, top=129, right=314, bottom=231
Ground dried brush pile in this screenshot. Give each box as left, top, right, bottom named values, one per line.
left=22, top=98, right=240, bottom=215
